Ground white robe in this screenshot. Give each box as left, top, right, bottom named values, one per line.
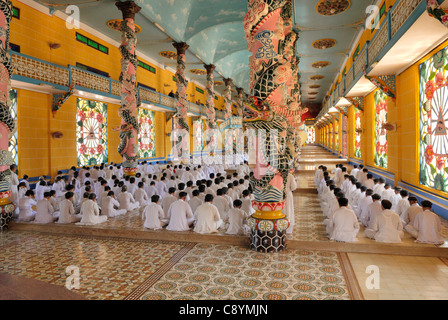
left=365, top=209, right=403, bottom=243
left=193, top=202, right=222, bottom=234
left=213, top=196, right=230, bottom=221
left=188, top=197, right=203, bottom=214
left=363, top=201, right=383, bottom=228
left=166, top=200, right=194, bottom=232
left=117, top=192, right=140, bottom=211
left=142, top=203, right=166, bottom=230
left=33, top=199, right=56, bottom=224
left=77, top=199, right=108, bottom=225
left=155, top=181, right=168, bottom=198
left=161, top=194, right=177, bottom=219
left=101, top=196, right=127, bottom=217
left=226, top=208, right=248, bottom=235
left=57, top=199, right=82, bottom=224
left=284, top=173, right=297, bottom=234
left=413, top=210, right=444, bottom=244
left=241, top=197, right=255, bottom=216
left=357, top=196, right=373, bottom=219
left=329, top=207, right=360, bottom=242
left=18, top=197, right=37, bottom=222
left=134, top=188, right=150, bottom=207
left=396, top=197, right=410, bottom=219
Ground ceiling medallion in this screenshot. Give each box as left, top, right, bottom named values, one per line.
left=310, top=75, right=325, bottom=80
left=310, top=85, right=321, bottom=89
left=107, top=19, right=141, bottom=34
left=214, top=81, right=224, bottom=86
left=309, top=92, right=319, bottom=95
left=159, top=51, right=177, bottom=60
left=312, top=61, right=331, bottom=69
left=312, top=38, right=337, bottom=50
left=190, top=69, right=207, bottom=75
left=316, top=0, right=351, bottom=16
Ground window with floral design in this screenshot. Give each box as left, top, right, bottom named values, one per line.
left=342, top=115, right=348, bottom=158
left=335, top=120, right=339, bottom=151
left=9, top=89, right=17, bottom=165
left=354, top=107, right=362, bottom=159
left=138, top=108, right=155, bottom=159
left=306, top=126, right=315, bottom=144
left=419, top=46, right=448, bottom=192
left=374, top=90, right=388, bottom=168
left=76, top=98, right=107, bottom=166
left=194, top=119, right=204, bottom=151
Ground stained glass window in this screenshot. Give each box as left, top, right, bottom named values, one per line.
left=374, top=90, right=388, bottom=168
left=419, top=46, right=448, bottom=192
left=9, top=89, right=17, bottom=166
left=354, top=107, right=362, bottom=159
left=76, top=98, right=108, bottom=166
left=306, top=126, right=315, bottom=144
left=194, top=119, right=204, bottom=151
left=138, top=108, right=155, bottom=159
left=335, top=120, right=339, bottom=151
left=342, top=115, right=348, bottom=158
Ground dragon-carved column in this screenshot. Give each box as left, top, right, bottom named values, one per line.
left=0, top=0, right=15, bottom=231
left=204, top=64, right=217, bottom=158
left=243, top=0, right=294, bottom=252
left=223, top=78, right=233, bottom=120
left=172, top=42, right=190, bottom=163
left=116, top=0, right=141, bottom=176
left=236, top=87, right=245, bottom=118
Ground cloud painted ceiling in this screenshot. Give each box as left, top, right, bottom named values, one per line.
left=39, top=0, right=375, bottom=105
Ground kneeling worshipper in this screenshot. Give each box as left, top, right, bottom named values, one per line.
left=226, top=199, right=249, bottom=236
left=284, top=170, right=297, bottom=234
left=57, top=192, right=82, bottom=224
left=142, top=195, right=167, bottom=230
left=77, top=193, right=108, bottom=226
left=33, top=192, right=57, bottom=224
left=364, top=200, right=404, bottom=243
left=17, top=190, right=37, bottom=222
left=188, top=189, right=203, bottom=214
left=134, top=182, right=150, bottom=208
left=101, top=191, right=127, bottom=218
left=194, top=194, right=222, bottom=234
left=409, top=200, right=444, bottom=245
left=117, top=185, right=140, bottom=212
left=401, top=196, right=422, bottom=229
left=329, top=197, right=360, bottom=243
left=166, top=192, right=195, bottom=232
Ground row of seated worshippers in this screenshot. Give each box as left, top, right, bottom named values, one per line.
left=13, top=161, right=261, bottom=236
left=315, top=164, right=444, bottom=245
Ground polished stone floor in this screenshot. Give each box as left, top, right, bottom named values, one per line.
left=1, top=145, right=448, bottom=300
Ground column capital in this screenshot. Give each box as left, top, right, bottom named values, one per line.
left=172, top=42, right=189, bottom=55
left=115, top=1, right=141, bottom=20
left=236, top=87, right=244, bottom=95
left=204, top=64, right=216, bottom=75
left=223, top=78, right=232, bottom=87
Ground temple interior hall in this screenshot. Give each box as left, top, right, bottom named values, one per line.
left=0, top=0, right=448, bottom=302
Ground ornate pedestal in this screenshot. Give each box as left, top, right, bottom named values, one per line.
left=0, top=193, right=15, bottom=231
left=247, top=201, right=289, bottom=253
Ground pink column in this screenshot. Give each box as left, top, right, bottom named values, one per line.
left=116, top=1, right=141, bottom=176
left=223, top=78, right=232, bottom=120
left=204, top=64, right=217, bottom=156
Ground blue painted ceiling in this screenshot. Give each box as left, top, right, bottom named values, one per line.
left=39, top=0, right=375, bottom=107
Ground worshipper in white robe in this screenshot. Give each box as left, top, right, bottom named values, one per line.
left=181, top=167, right=194, bottom=183
left=166, top=192, right=195, bottom=231
left=134, top=182, right=150, bottom=208
left=340, top=175, right=351, bottom=195
left=371, top=179, right=380, bottom=195
left=391, top=187, right=402, bottom=212
left=20, top=175, right=30, bottom=190
left=357, top=189, right=373, bottom=219
left=345, top=179, right=357, bottom=205
left=324, top=191, right=345, bottom=235
left=241, top=190, right=255, bottom=216
left=314, top=166, right=324, bottom=187
left=381, top=184, right=395, bottom=203
left=188, top=190, right=203, bottom=214
left=396, top=190, right=410, bottom=221
left=221, top=187, right=234, bottom=210
left=49, top=190, right=60, bottom=213
left=175, top=183, right=190, bottom=202
left=364, top=174, right=375, bottom=191
left=98, top=186, right=111, bottom=208
left=348, top=182, right=362, bottom=212
left=212, top=189, right=231, bottom=221
left=33, top=192, right=56, bottom=224
left=194, top=194, right=222, bottom=234
left=77, top=193, right=108, bottom=225
left=35, top=181, right=49, bottom=202
left=358, top=169, right=368, bottom=186
left=9, top=164, right=19, bottom=208
left=101, top=191, right=127, bottom=218
left=364, top=200, right=403, bottom=243
left=127, top=177, right=138, bottom=197
left=226, top=183, right=239, bottom=202
left=145, top=180, right=159, bottom=199
left=117, top=185, right=140, bottom=212
left=226, top=200, right=249, bottom=235
left=409, top=201, right=444, bottom=245
left=57, top=192, right=82, bottom=224
left=329, top=197, right=360, bottom=243
left=162, top=187, right=177, bottom=219
left=350, top=165, right=359, bottom=180
left=402, top=197, right=422, bottom=230
left=156, top=177, right=168, bottom=198
left=361, top=194, right=382, bottom=227
left=17, top=190, right=37, bottom=222
left=142, top=195, right=168, bottom=230
left=375, top=178, right=386, bottom=197
left=284, top=171, right=297, bottom=234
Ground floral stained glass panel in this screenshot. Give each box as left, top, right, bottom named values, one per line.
left=374, top=90, right=388, bottom=168
left=355, top=107, right=362, bottom=159
left=9, top=89, right=17, bottom=166
left=76, top=98, right=108, bottom=166
left=306, top=126, right=315, bottom=144
left=419, top=46, right=448, bottom=192
left=194, top=119, right=204, bottom=151
left=138, top=108, right=155, bottom=159
left=335, top=121, right=339, bottom=151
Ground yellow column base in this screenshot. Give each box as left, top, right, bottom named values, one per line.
left=251, top=210, right=286, bottom=220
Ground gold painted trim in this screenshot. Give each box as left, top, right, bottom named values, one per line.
left=252, top=210, right=286, bottom=220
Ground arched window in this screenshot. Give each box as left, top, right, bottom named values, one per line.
left=335, top=120, right=339, bottom=151
left=354, top=107, right=362, bottom=159
left=76, top=98, right=108, bottom=166
left=138, top=108, right=155, bottom=159
left=419, top=46, right=448, bottom=192
left=306, top=126, right=315, bottom=144
left=9, top=89, right=17, bottom=165
left=374, top=90, right=388, bottom=168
